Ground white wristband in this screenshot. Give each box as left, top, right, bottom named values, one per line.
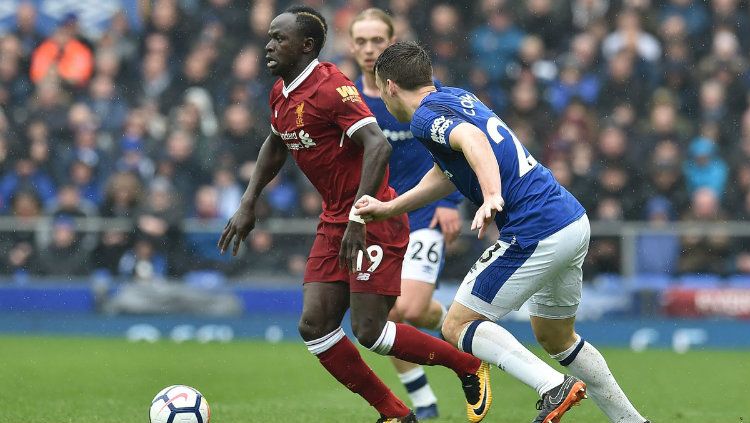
left=349, top=205, right=366, bottom=224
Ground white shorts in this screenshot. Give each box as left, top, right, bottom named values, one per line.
left=401, top=228, right=445, bottom=284
left=455, top=215, right=590, bottom=321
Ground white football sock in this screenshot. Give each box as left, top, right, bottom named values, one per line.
left=398, top=366, right=438, bottom=408
left=368, top=321, right=397, bottom=355
left=304, top=327, right=346, bottom=355
left=460, top=320, right=564, bottom=396
left=552, top=335, right=646, bottom=423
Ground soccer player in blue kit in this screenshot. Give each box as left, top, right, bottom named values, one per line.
left=355, top=42, right=649, bottom=423
left=349, top=9, right=463, bottom=420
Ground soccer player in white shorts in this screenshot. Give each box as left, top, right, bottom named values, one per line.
left=357, top=41, right=650, bottom=423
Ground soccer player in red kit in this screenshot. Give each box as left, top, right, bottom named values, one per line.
left=218, top=6, right=491, bottom=423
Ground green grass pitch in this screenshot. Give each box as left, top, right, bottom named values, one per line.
left=0, top=336, right=747, bottom=422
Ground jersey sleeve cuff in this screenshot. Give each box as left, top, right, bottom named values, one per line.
left=345, top=116, right=377, bottom=138
left=271, top=124, right=280, bottom=135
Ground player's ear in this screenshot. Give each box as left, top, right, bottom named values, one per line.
left=302, top=37, right=315, bottom=54
left=386, top=79, right=398, bottom=97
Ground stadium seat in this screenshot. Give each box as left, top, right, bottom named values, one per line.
left=727, top=275, right=750, bottom=289
left=629, top=273, right=671, bottom=291
left=676, top=274, right=722, bottom=289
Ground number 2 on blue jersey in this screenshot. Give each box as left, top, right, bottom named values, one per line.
left=486, top=116, right=538, bottom=177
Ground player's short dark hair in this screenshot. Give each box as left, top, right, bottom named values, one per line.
left=373, top=41, right=432, bottom=90
left=285, top=5, right=328, bottom=55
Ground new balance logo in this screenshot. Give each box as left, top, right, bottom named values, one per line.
left=356, top=273, right=371, bottom=281
left=430, top=116, right=452, bottom=145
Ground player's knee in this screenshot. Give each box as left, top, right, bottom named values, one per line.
left=534, top=329, right=574, bottom=355
left=297, top=315, right=337, bottom=342
left=440, top=317, right=462, bottom=347
left=351, top=319, right=384, bottom=349
left=401, top=305, right=427, bottom=325
left=387, top=304, right=403, bottom=323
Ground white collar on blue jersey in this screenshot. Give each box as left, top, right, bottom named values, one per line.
left=282, top=59, right=320, bottom=98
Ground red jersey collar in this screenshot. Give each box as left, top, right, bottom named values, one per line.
left=282, top=59, right=320, bottom=98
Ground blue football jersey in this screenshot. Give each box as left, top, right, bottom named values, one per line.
left=410, top=86, right=585, bottom=248
left=356, top=77, right=462, bottom=231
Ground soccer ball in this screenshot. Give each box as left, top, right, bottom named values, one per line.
left=149, top=385, right=210, bottom=423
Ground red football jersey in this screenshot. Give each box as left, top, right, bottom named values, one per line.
left=270, top=60, right=397, bottom=223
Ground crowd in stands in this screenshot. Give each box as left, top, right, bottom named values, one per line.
left=1, top=0, right=749, bottom=282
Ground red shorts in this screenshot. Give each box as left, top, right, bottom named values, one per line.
left=304, top=216, right=409, bottom=296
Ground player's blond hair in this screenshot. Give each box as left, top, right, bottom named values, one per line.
left=349, top=8, right=394, bottom=38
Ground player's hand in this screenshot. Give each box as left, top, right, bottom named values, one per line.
left=339, top=221, right=367, bottom=273
left=471, top=194, right=504, bottom=239
left=430, top=207, right=462, bottom=246
left=218, top=207, right=256, bottom=256
left=353, top=195, right=392, bottom=222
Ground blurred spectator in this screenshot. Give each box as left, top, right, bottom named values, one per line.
left=243, top=229, right=284, bottom=275
left=28, top=82, right=69, bottom=139
left=548, top=54, right=600, bottom=114
left=13, top=2, right=42, bottom=58
left=678, top=188, right=731, bottom=274
left=427, top=4, right=470, bottom=86
left=642, top=140, right=689, bottom=213
left=711, top=0, right=749, bottom=49
left=185, top=185, right=230, bottom=270
left=68, top=156, right=104, bottom=206
left=598, top=50, right=647, bottom=116
left=299, top=189, right=323, bottom=218
left=92, top=172, right=142, bottom=273
left=636, top=92, right=693, bottom=149
left=659, top=0, right=709, bottom=39
left=216, top=44, right=265, bottom=110
left=265, top=174, right=298, bottom=217
left=636, top=196, right=679, bottom=274
left=602, top=8, right=661, bottom=63
left=36, top=215, right=91, bottom=276
left=85, top=75, right=129, bottom=135
left=100, top=171, right=142, bottom=218
left=683, top=137, right=728, bottom=199
left=585, top=197, right=623, bottom=275
left=470, top=7, right=525, bottom=82
left=163, top=130, right=207, bottom=205
left=697, top=29, right=747, bottom=118
left=135, top=178, right=183, bottom=275
left=213, top=168, right=242, bottom=220
left=118, top=237, right=168, bottom=282
left=137, top=52, right=173, bottom=109
left=570, top=0, right=609, bottom=31
left=517, top=0, right=571, bottom=54
left=115, top=137, right=155, bottom=183
left=0, top=43, right=32, bottom=110
left=30, top=13, right=93, bottom=87
left=0, top=154, right=56, bottom=212
left=505, top=80, right=553, bottom=156
left=0, top=191, right=41, bottom=275
left=216, top=104, right=262, bottom=170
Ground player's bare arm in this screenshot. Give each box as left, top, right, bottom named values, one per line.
left=355, top=163, right=454, bottom=221
left=448, top=122, right=504, bottom=239
left=338, top=122, right=392, bottom=272
left=218, top=131, right=288, bottom=255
